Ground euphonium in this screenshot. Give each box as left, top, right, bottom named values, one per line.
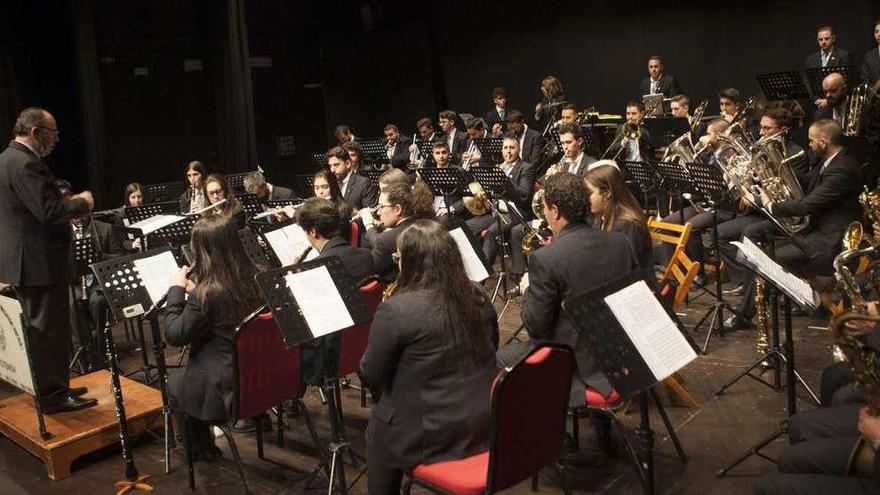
left=463, top=181, right=489, bottom=216
left=860, top=184, right=880, bottom=229
left=521, top=189, right=548, bottom=257
left=750, top=133, right=810, bottom=233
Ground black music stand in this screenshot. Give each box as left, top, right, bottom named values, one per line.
left=416, top=140, right=435, bottom=167
left=292, top=175, right=316, bottom=199
left=416, top=167, right=469, bottom=200
left=238, top=227, right=280, bottom=268
left=473, top=137, right=504, bottom=165
left=618, top=161, right=659, bottom=213
left=684, top=160, right=740, bottom=351
left=469, top=166, right=517, bottom=307
left=254, top=257, right=372, bottom=494
left=70, top=235, right=104, bottom=373
left=564, top=271, right=690, bottom=495
left=359, top=138, right=391, bottom=170
left=805, top=65, right=859, bottom=96
left=92, top=246, right=185, bottom=475
left=643, top=118, right=689, bottom=149
left=756, top=71, right=811, bottom=101
left=715, top=240, right=819, bottom=477
left=143, top=181, right=186, bottom=204
left=144, top=215, right=199, bottom=247
left=223, top=172, right=250, bottom=195
left=123, top=202, right=180, bottom=224
left=356, top=168, right=382, bottom=189
left=237, top=193, right=263, bottom=217
left=314, top=153, right=329, bottom=170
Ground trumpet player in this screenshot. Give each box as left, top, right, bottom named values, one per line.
left=439, top=110, right=470, bottom=163
left=724, top=119, right=863, bottom=332
left=485, top=86, right=508, bottom=137
left=462, top=118, right=491, bottom=169
left=482, top=136, right=537, bottom=270
left=408, top=117, right=439, bottom=168
left=383, top=124, right=412, bottom=170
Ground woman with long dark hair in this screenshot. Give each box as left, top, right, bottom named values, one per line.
left=165, top=214, right=264, bottom=461
left=179, top=160, right=208, bottom=213
left=204, top=174, right=247, bottom=229
left=313, top=169, right=356, bottom=242
left=359, top=219, right=499, bottom=493
left=585, top=164, right=654, bottom=283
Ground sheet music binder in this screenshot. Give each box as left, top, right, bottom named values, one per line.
left=446, top=223, right=491, bottom=279
left=254, top=256, right=372, bottom=348
left=805, top=65, right=859, bottom=96
left=756, top=71, right=810, bottom=101
left=563, top=270, right=693, bottom=401
left=143, top=181, right=186, bottom=204
left=91, top=246, right=183, bottom=320
left=733, top=238, right=818, bottom=310
left=124, top=201, right=180, bottom=224
left=417, top=167, right=470, bottom=197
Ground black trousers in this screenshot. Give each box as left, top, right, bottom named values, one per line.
left=662, top=206, right=735, bottom=266
left=18, top=284, right=72, bottom=404
left=717, top=212, right=763, bottom=286
left=366, top=455, right=403, bottom=495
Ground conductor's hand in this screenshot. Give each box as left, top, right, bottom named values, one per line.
left=858, top=407, right=880, bottom=443
left=72, top=191, right=94, bottom=210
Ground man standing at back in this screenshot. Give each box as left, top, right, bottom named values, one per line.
left=0, top=107, right=98, bottom=413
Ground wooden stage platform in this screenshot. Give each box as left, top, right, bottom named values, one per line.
left=0, top=370, right=163, bottom=480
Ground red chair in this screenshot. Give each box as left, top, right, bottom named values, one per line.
left=349, top=220, right=361, bottom=247
left=336, top=279, right=384, bottom=408
left=182, top=306, right=320, bottom=492
left=405, top=344, right=575, bottom=494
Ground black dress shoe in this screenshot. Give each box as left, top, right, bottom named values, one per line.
left=42, top=395, right=98, bottom=414
left=722, top=284, right=745, bottom=296
left=69, top=387, right=88, bottom=397
left=722, top=315, right=752, bottom=332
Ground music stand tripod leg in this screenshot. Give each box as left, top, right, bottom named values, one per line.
left=649, top=388, right=688, bottom=463
left=146, top=315, right=175, bottom=473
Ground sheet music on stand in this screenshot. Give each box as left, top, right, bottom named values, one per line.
left=254, top=256, right=373, bottom=348
left=91, top=246, right=184, bottom=320
left=359, top=138, right=391, bottom=168
left=473, top=137, right=504, bottom=165
left=314, top=153, right=329, bottom=170
left=447, top=226, right=490, bottom=282
left=805, top=65, right=859, bottom=96
left=417, top=167, right=470, bottom=197
left=223, top=172, right=250, bottom=195
left=756, top=71, right=810, bottom=101
left=143, top=182, right=186, bottom=204
left=618, top=161, right=658, bottom=193
left=731, top=237, right=818, bottom=309
left=563, top=271, right=698, bottom=400
left=357, top=168, right=382, bottom=189
left=124, top=202, right=181, bottom=226
left=260, top=222, right=319, bottom=266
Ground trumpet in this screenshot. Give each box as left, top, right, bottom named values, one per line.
left=408, top=129, right=424, bottom=170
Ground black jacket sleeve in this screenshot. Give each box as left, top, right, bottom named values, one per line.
left=12, top=160, right=89, bottom=225
left=164, top=286, right=212, bottom=347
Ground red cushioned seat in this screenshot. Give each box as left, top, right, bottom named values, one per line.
left=584, top=386, right=622, bottom=408
left=411, top=451, right=490, bottom=495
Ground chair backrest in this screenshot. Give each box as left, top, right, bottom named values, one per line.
left=349, top=221, right=361, bottom=247
left=660, top=245, right=701, bottom=309
left=487, top=344, right=574, bottom=492
left=232, top=308, right=302, bottom=421
left=337, top=280, right=384, bottom=377
left=647, top=216, right=692, bottom=249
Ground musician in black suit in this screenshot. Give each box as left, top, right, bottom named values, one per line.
left=546, top=123, right=597, bottom=179
left=605, top=102, right=653, bottom=163
left=360, top=219, right=498, bottom=494
left=482, top=136, right=537, bottom=268
left=243, top=171, right=297, bottom=202
left=862, top=21, right=880, bottom=86
left=383, top=124, right=413, bottom=170
left=179, top=160, right=209, bottom=214
left=638, top=55, right=683, bottom=98
left=805, top=26, right=852, bottom=69
left=327, top=146, right=378, bottom=210
left=462, top=117, right=494, bottom=169
left=506, top=109, right=545, bottom=165
left=438, top=110, right=470, bottom=163
left=497, top=172, right=637, bottom=405
left=370, top=183, right=417, bottom=282
left=408, top=117, right=441, bottom=168
left=484, top=86, right=508, bottom=136
left=0, top=107, right=98, bottom=414
left=725, top=119, right=862, bottom=331
left=296, top=197, right=375, bottom=385
left=815, top=72, right=880, bottom=155
left=166, top=214, right=265, bottom=461
left=334, top=124, right=357, bottom=145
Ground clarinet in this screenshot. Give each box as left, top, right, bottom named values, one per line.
left=103, top=316, right=142, bottom=483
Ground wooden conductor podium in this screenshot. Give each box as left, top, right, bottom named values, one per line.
left=0, top=370, right=163, bottom=480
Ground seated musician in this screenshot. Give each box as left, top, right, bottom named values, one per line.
left=534, top=75, right=567, bottom=131
left=370, top=183, right=417, bottom=282
left=438, top=110, right=470, bottom=163
left=462, top=117, right=492, bottom=169
left=718, top=107, right=805, bottom=296
left=481, top=136, right=537, bottom=271
left=296, top=197, right=374, bottom=386
left=334, top=124, right=356, bottom=145
left=485, top=86, right=508, bottom=137
left=360, top=219, right=498, bottom=493
left=165, top=215, right=265, bottom=462
left=328, top=145, right=378, bottom=210
left=506, top=110, right=545, bottom=165
left=863, top=20, right=880, bottom=88
left=204, top=174, right=247, bottom=229
left=242, top=171, right=297, bottom=202
left=428, top=141, right=468, bottom=225
left=544, top=122, right=597, bottom=179
left=816, top=72, right=880, bottom=155
left=586, top=164, right=654, bottom=286
left=605, top=101, right=653, bottom=163
left=725, top=119, right=862, bottom=331
left=719, top=87, right=760, bottom=140
left=383, top=124, right=412, bottom=170
left=117, top=182, right=145, bottom=252
left=69, top=205, right=123, bottom=370
left=343, top=140, right=365, bottom=174
left=407, top=117, right=440, bottom=168
left=179, top=160, right=208, bottom=214
left=357, top=168, right=411, bottom=244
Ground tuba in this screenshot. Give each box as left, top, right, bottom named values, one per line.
left=521, top=189, right=548, bottom=257
left=750, top=133, right=810, bottom=233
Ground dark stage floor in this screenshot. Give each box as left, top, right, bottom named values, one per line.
left=0, top=277, right=835, bottom=494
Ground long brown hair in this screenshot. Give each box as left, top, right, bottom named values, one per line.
left=394, top=220, right=492, bottom=365
left=585, top=165, right=645, bottom=231
left=204, top=174, right=242, bottom=219
left=190, top=215, right=262, bottom=325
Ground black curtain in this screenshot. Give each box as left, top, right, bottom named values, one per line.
left=0, top=14, right=21, bottom=141
left=216, top=0, right=257, bottom=173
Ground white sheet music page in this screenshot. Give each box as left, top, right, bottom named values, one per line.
left=133, top=250, right=180, bottom=304
left=285, top=266, right=354, bottom=338
left=282, top=224, right=319, bottom=262
left=603, top=281, right=697, bottom=381
left=449, top=227, right=489, bottom=282
left=731, top=238, right=815, bottom=307
left=129, top=214, right=183, bottom=234
left=264, top=228, right=296, bottom=265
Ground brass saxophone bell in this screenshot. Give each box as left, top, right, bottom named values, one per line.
left=842, top=221, right=864, bottom=251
